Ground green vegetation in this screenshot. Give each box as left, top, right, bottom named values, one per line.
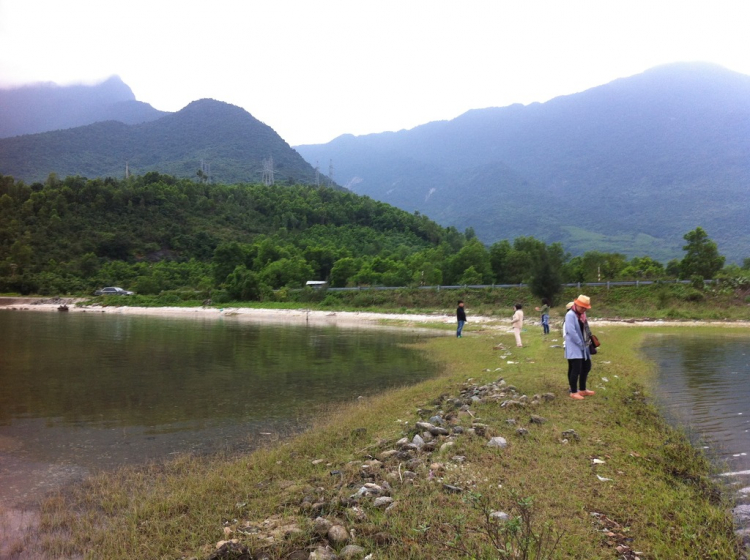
left=2, top=173, right=748, bottom=312
left=30, top=326, right=743, bottom=559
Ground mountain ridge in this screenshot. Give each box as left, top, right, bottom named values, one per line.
left=0, top=98, right=322, bottom=185
left=295, top=62, right=750, bottom=261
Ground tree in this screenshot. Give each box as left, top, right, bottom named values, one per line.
left=529, top=248, right=563, bottom=304
left=679, top=227, right=725, bottom=279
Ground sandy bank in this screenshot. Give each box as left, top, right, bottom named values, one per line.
left=2, top=298, right=750, bottom=330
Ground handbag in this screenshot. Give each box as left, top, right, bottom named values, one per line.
left=590, top=334, right=600, bottom=348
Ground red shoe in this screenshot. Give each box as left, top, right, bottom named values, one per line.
left=579, top=390, right=595, bottom=396
left=569, top=392, right=584, bottom=400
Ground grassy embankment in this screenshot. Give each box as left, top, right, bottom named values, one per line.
left=33, top=324, right=743, bottom=559
left=86, top=281, right=750, bottom=322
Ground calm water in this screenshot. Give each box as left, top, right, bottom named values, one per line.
left=0, top=310, right=439, bottom=507
left=643, top=333, right=750, bottom=472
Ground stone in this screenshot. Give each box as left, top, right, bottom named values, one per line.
left=309, top=545, right=339, bottom=559
left=443, top=483, right=463, bottom=493
left=327, top=524, right=350, bottom=544
left=562, top=429, right=580, bottom=441
left=490, top=511, right=511, bottom=522
left=395, top=437, right=409, bottom=447
left=429, top=462, right=445, bottom=472
left=487, top=436, right=508, bottom=449
left=439, top=441, right=455, bottom=453
left=412, top=434, right=425, bottom=448
left=421, top=430, right=434, bottom=442
left=373, top=496, right=394, bottom=508
left=429, top=426, right=450, bottom=436
left=429, top=415, right=444, bottom=425
left=378, top=450, right=398, bottom=460
left=506, top=418, right=517, bottom=426
left=530, top=415, right=546, bottom=424
left=339, top=545, right=367, bottom=559
left=452, top=426, right=464, bottom=434
left=516, top=428, right=529, bottom=436
left=415, top=422, right=434, bottom=431
left=313, top=517, right=333, bottom=536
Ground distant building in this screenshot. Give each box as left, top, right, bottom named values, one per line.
left=305, top=281, right=328, bottom=289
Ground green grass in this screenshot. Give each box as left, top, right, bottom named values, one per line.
left=26, top=324, right=744, bottom=559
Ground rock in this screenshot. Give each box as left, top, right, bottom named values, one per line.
left=372, top=532, right=392, bottom=545
left=314, top=517, right=333, bottom=536
left=443, top=483, right=463, bottom=493
left=429, top=426, right=450, bottom=436
left=451, top=455, right=466, bottom=463
left=415, top=422, right=434, bottom=431
left=207, top=541, right=253, bottom=560
left=472, top=423, right=489, bottom=436
left=373, top=496, right=394, bottom=508
left=530, top=415, right=546, bottom=424
left=439, top=441, right=455, bottom=453
left=287, top=551, right=309, bottom=560
left=378, top=450, right=399, bottom=460
left=327, top=524, right=350, bottom=544
left=487, top=436, right=508, bottom=449
left=309, top=545, right=339, bottom=559
left=490, top=511, right=511, bottom=522
left=429, top=415, right=444, bottom=425
left=562, top=429, right=580, bottom=441
left=312, top=459, right=326, bottom=465
left=411, top=434, right=425, bottom=448
left=516, top=428, right=529, bottom=436
left=505, top=418, right=517, bottom=426
left=452, top=426, right=464, bottom=434
left=339, top=544, right=367, bottom=559
left=395, top=437, right=409, bottom=447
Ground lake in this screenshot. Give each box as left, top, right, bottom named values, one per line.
left=642, top=331, right=750, bottom=533
left=0, top=309, right=440, bottom=508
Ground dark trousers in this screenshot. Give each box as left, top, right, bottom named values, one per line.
left=567, top=358, right=591, bottom=393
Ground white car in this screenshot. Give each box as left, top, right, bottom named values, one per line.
left=94, top=286, right=134, bottom=296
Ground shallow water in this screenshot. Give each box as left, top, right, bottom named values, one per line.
left=0, top=309, right=439, bottom=507
left=642, top=332, right=750, bottom=536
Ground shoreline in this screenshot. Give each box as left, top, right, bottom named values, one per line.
left=3, top=299, right=750, bottom=330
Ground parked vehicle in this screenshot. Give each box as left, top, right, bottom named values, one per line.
left=94, top=287, right=134, bottom=296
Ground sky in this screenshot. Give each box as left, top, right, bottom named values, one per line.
left=1, top=0, right=750, bottom=146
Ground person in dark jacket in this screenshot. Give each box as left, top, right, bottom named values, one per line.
left=456, top=300, right=467, bottom=338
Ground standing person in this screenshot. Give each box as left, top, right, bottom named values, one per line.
left=456, top=300, right=467, bottom=338
left=564, top=295, right=594, bottom=400
left=535, top=298, right=550, bottom=335
left=511, top=303, right=524, bottom=347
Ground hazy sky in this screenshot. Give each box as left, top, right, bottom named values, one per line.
left=1, top=0, right=749, bottom=145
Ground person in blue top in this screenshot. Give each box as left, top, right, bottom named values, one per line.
left=535, top=298, right=550, bottom=335
left=564, top=295, right=594, bottom=400
left=456, top=300, right=467, bottom=338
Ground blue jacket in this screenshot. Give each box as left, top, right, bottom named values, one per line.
left=564, top=309, right=590, bottom=360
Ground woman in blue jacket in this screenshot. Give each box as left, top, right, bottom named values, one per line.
left=564, top=295, right=594, bottom=400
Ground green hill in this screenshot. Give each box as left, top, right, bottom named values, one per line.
left=0, top=99, right=321, bottom=186
left=0, top=173, right=458, bottom=296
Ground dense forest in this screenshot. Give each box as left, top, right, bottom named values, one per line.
left=0, top=173, right=744, bottom=301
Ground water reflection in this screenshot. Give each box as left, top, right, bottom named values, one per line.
left=0, top=310, right=439, bottom=506
left=643, top=333, right=750, bottom=471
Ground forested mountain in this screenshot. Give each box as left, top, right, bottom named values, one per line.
left=0, top=99, right=321, bottom=185
left=0, top=76, right=167, bottom=138
left=0, top=173, right=461, bottom=296
left=295, top=62, right=750, bottom=262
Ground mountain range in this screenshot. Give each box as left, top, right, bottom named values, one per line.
left=0, top=76, right=167, bottom=138
left=295, top=62, right=750, bottom=262
left=1, top=64, right=748, bottom=261
left=0, top=93, right=321, bottom=186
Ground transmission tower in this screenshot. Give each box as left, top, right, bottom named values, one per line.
left=125, top=161, right=130, bottom=179
left=328, top=159, right=334, bottom=187
left=315, top=160, right=320, bottom=187
left=262, top=156, right=275, bottom=186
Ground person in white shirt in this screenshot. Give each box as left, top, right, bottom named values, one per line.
left=511, top=303, right=524, bottom=347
